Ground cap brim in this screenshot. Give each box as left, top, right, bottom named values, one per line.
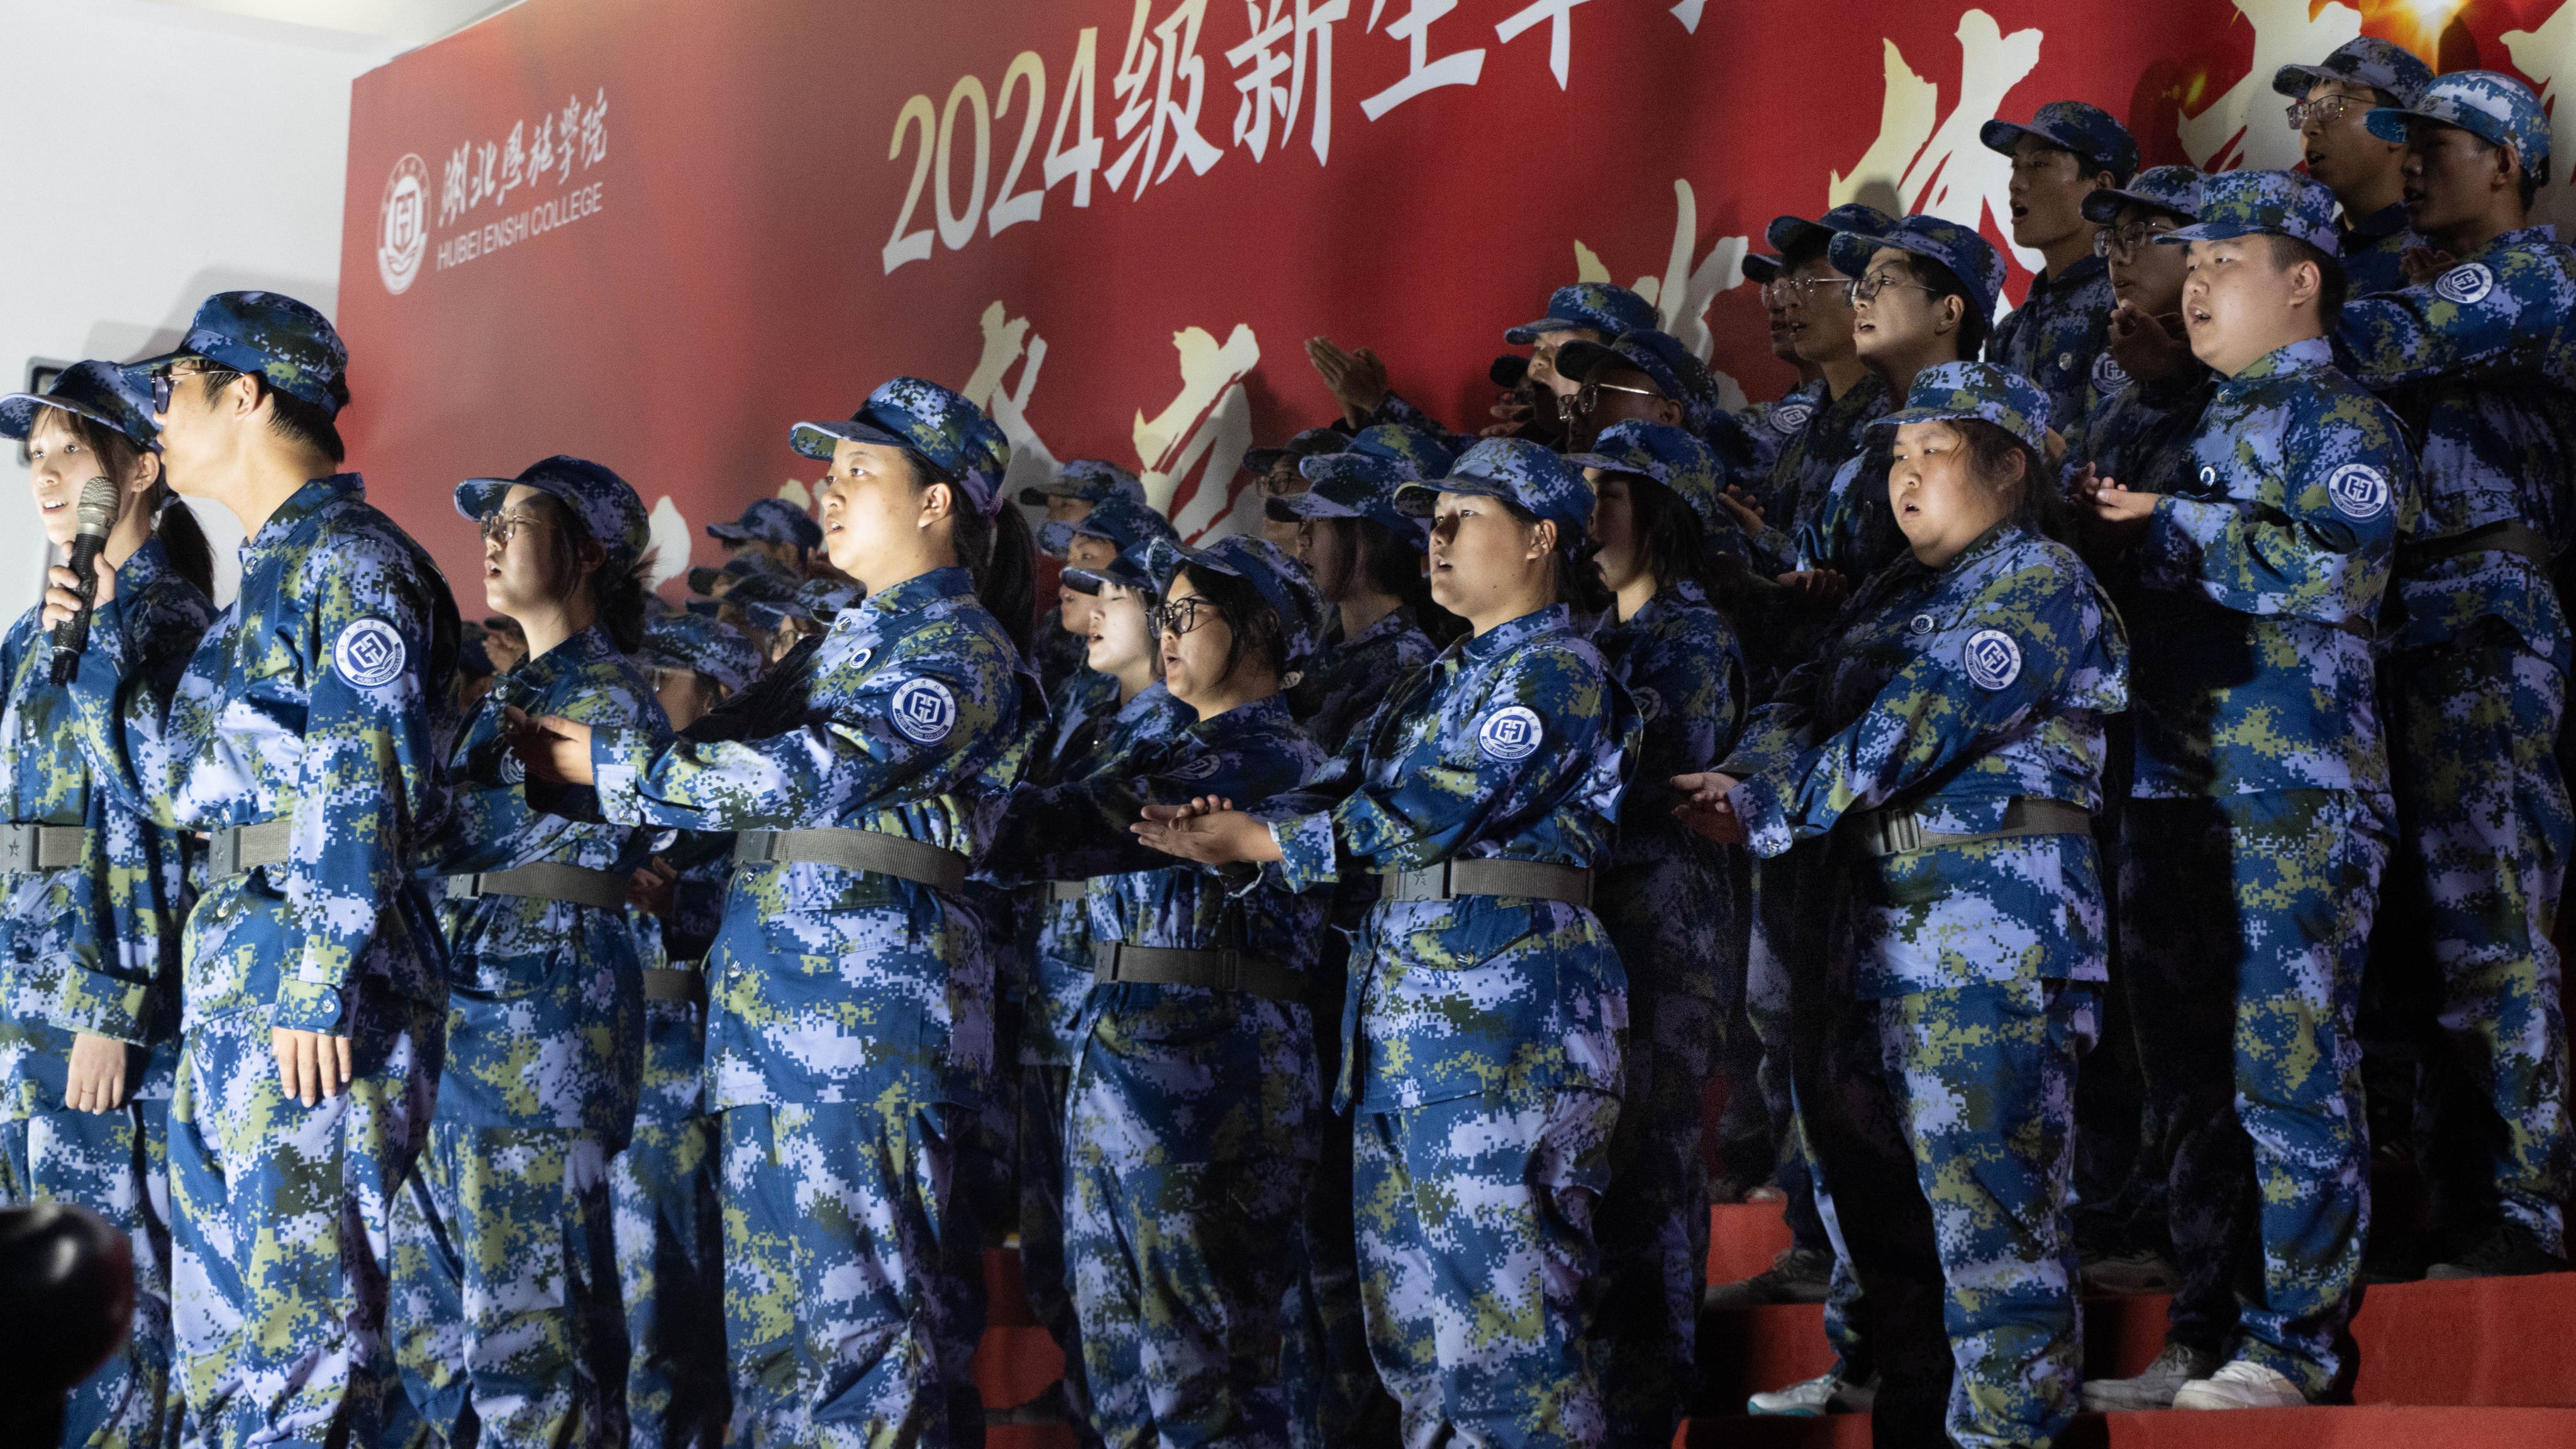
left=0, top=392, right=135, bottom=443
left=1240, top=448, right=1288, bottom=475
left=789, top=417, right=910, bottom=462
left=123, top=348, right=189, bottom=375
left=706, top=523, right=756, bottom=542
left=1740, top=253, right=1784, bottom=284
left=2162, top=221, right=2267, bottom=243
left=1560, top=452, right=1670, bottom=486
left=1503, top=317, right=1582, bottom=345
left=2082, top=187, right=2194, bottom=226
left=1979, top=119, right=2038, bottom=156
left=1267, top=490, right=1360, bottom=523
left=452, top=477, right=515, bottom=521
left=1394, top=477, right=1511, bottom=517
left=2272, top=62, right=2331, bottom=98
left=1872, top=404, right=2047, bottom=455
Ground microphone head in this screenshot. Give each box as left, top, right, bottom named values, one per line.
left=73, top=477, right=119, bottom=537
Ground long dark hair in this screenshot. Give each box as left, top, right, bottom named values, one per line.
left=1311, top=515, right=1463, bottom=645
left=1894, top=252, right=1989, bottom=358
left=43, top=409, right=214, bottom=601
left=1500, top=498, right=1614, bottom=615
left=1953, top=419, right=2066, bottom=541
left=908, top=452, right=1036, bottom=657
left=1179, top=561, right=1287, bottom=690
left=521, top=493, right=653, bottom=652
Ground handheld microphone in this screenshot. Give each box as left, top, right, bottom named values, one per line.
left=50, top=477, right=120, bottom=686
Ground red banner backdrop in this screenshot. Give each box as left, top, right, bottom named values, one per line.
left=336, top=0, right=2576, bottom=595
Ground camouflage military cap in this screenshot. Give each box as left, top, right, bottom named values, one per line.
left=1395, top=436, right=1596, bottom=539
left=2082, top=164, right=2204, bottom=226
left=747, top=577, right=862, bottom=633
left=0, top=360, right=159, bottom=448
left=1348, top=422, right=1459, bottom=480
left=2273, top=36, right=2434, bottom=105
left=1243, top=425, right=1350, bottom=477
left=1275, top=453, right=1431, bottom=550
left=1740, top=252, right=1784, bottom=286
left=1504, top=282, right=1657, bottom=345
left=2365, top=70, right=2552, bottom=186
left=455, top=455, right=652, bottom=570
left=1980, top=100, right=2141, bottom=184
left=1868, top=359, right=2052, bottom=455
left=1019, top=456, right=1148, bottom=509
left=1069, top=493, right=1179, bottom=555
left=638, top=611, right=762, bottom=694
left=684, top=551, right=795, bottom=599
left=1563, top=419, right=1726, bottom=533
left=1553, top=328, right=1723, bottom=435
left=2162, top=169, right=2341, bottom=253
left=1765, top=202, right=1896, bottom=259
left=131, top=291, right=350, bottom=416
left=789, top=376, right=1012, bottom=514
left=1060, top=535, right=1160, bottom=596
left=1831, top=214, right=2009, bottom=326
left=706, top=496, right=822, bottom=549
left=1145, top=533, right=1326, bottom=675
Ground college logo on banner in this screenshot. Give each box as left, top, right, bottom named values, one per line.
left=377, top=154, right=430, bottom=296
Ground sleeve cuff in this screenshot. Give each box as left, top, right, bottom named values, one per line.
left=8, top=956, right=158, bottom=1045
left=270, top=977, right=349, bottom=1035
left=590, top=726, right=652, bottom=821
left=1269, top=813, right=1340, bottom=894
left=1729, top=778, right=1799, bottom=859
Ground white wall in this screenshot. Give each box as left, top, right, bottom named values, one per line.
left=0, top=0, right=405, bottom=607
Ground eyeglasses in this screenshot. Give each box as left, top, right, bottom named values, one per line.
left=1151, top=596, right=1217, bottom=637
left=2284, top=94, right=2367, bottom=131
left=147, top=362, right=219, bottom=414
left=1848, top=273, right=1940, bottom=306
left=1555, top=378, right=1663, bottom=421
left=479, top=510, right=552, bottom=548
left=1767, top=274, right=1849, bottom=304
left=2094, top=223, right=2177, bottom=257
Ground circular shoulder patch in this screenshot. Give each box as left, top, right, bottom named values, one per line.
left=332, top=618, right=408, bottom=689
left=1631, top=686, right=1665, bottom=723
left=2434, top=262, right=2496, bottom=307
left=1963, top=629, right=2023, bottom=691
left=2326, top=463, right=2390, bottom=521
left=2091, top=352, right=2130, bottom=396
left=1167, top=753, right=1223, bottom=782
left=1770, top=401, right=1814, bottom=434
left=889, top=677, right=958, bottom=745
left=1477, top=704, right=1544, bottom=762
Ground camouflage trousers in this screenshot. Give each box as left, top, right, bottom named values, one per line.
left=1354, top=1088, right=1619, bottom=1449
left=0, top=1099, right=180, bottom=1449
left=1013, top=1062, right=1099, bottom=1446
left=1792, top=976, right=2096, bottom=1449
left=1283, top=943, right=1397, bottom=1449
left=2385, top=629, right=2573, bottom=1255
left=389, top=1123, right=629, bottom=1446
left=613, top=1113, right=728, bottom=1449
left=1065, top=991, right=1318, bottom=1448
left=2122, top=790, right=2392, bottom=1397
left=719, top=1097, right=984, bottom=1449
left=169, top=994, right=442, bottom=1449
left=1589, top=991, right=1714, bottom=1445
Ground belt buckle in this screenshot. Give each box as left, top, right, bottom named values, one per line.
left=209, top=828, right=240, bottom=880
left=0, top=826, right=28, bottom=874
left=1878, top=811, right=1924, bottom=855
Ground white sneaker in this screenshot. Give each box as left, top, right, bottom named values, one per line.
left=2080, top=1342, right=2219, bottom=1411
left=2172, top=1358, right=2309, bottom=1411
left=1746, top=1370, right=1875, bottom=1416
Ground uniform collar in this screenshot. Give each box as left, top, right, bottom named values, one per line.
left=1458, top=603, right=1568, bottom=663
left=2030, top=252, right=2107, bottom=294
left=2482, top=224, right=2558, bottom=256
left=242, top=473, right=362, bottom=561
left=1116, top=680, right=1176, bottom=724
left=1345, top=605, right=1418, bottom=649
left=2343, top=200, right=2412, bottom=248
left=845, top=565, right=970, bottom=628
left=2225, top=335, right=2334, bottom=387
left=1189, top=690, right=1295, bottom=743
left=506, top=623, right=617, bottom=690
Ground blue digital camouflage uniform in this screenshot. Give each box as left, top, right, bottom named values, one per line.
left=613, top=611, right=760, bottom=1449
left=1369, top=283, right=1658, bottom=452
left=1751, top=375, right=1889, bottom=577
left=1273, top=428, right=1446, bottom=755
left=1560, top=422, right=1748, bottom=1441
left=0, top=362, right=211, bottom=1449
left=1028, top=460, right=1153, bottom=699
left=69, top=469, right=460, bottom=1449
left=993, top=536, right=1328, bottom=1445
left=2273, top=36, right=2436, bottom=300
left=1980, top=100, right=2140, bottom=433
left=387, top=459, right=665, bottom=1446
left=1247, top=439, right=1639, bottom=1449
left=587, top=376, right=1036, bottom=1448
left=2119, top=174, right=2418, bottom=1395
left=2336, top=77, right=2576, bottom=1260
left=708, top=497, right=825, bottom=555
left=1720, top=363, right=2124, bottom=1449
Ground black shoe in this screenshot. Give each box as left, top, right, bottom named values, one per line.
left=2425, top=1223, right=2572, bottom=1279
left=1703, top=1246, right=1833, bottom=1307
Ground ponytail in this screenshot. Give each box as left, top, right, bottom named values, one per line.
left=44, top=409, right=215, bottom=600
left=908, top=448, right=1036, bottom=658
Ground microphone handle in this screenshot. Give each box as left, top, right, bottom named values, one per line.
left=49, top=534, right=106, bottom=686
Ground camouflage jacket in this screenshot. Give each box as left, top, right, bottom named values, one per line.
left=2129, top=337, right=2418, bottom=797
left=1988, top=253, right=2114, bottom=436
left=2340, top=200, right=2424, bottom=301
left=0, top=541, right=210, bottom=1115
left=1724, top=523, right=2126, bottom=995
left=427, top=625, right=666, bottom=1138
left=1289, top=605, right=1438, bottom=757
left=1752, top=373, right=1891, bottom=574
left=67, top=476, right=460, bottom=1033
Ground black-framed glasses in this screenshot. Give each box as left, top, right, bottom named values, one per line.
left=2285, top=94, right=2366, bottom=131
left=147, top=362, right=220, bottom=414
left=2094, top=223, right=2177, bottom=257
left=479, top=510, right=552, bottom=548
left=1848, top=272, right=1940, bottom=306
left=1151, top=596, right=1218, bottom=637
left=1767, top=274, right=1849, bottom=304
left=1555, top=378, right=1663, bottom=421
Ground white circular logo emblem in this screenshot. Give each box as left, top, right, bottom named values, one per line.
left=376, top=154, right=430, bottom=296
left=2434, top=262, right=2495, bottom=307
left=2091, top=352, right=2130, bottom=396
left=890, top=677, right=957, bottom=744
left=1963, top=629, right=2022, bottom=691
left=2326, top=463, right=2390, bottom=520
left=1770, top=401, right=1814, bottom=434
left=1477, top=705, right=1543, bottom=762
left=333, top=618, right=408, bottom=689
